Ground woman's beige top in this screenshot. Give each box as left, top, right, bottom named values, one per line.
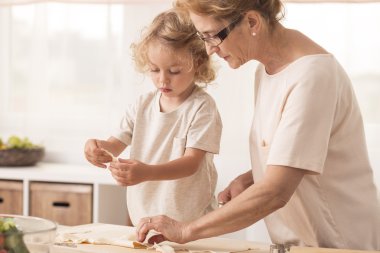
left=250, top=54, right=380, bottom=250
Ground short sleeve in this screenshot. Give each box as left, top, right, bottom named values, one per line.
left=267, top=66, right=338, bottom=173
left=112, top=100, right=138, bottom=146
left=186, top=98, right=222, bottom=154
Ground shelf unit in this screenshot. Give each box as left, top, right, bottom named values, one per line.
left=0, top=162, right=127, bottom=225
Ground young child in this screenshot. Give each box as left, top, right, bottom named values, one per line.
left=84, top=9, right=222, bottom=226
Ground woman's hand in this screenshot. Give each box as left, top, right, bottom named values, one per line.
left=217, top=170, right=254, bottom=205
left=84, top=139, right=114, bottom=168
left=109, top=159, right=151, bottom=186
left=136, top=215, right=191, bottom=244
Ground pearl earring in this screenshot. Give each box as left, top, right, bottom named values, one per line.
left=252, top=32, right=256, bottom=36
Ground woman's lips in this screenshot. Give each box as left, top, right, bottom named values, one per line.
left=222, top=55, right=230, bottom=61
left=217, top=52, right=229, bottom=61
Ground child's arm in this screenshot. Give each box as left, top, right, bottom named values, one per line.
left=150, top=148, right=205, bottom=180
left=84, top=136, right=127, bottom=168
left=108, top=147, right=205, bottom=186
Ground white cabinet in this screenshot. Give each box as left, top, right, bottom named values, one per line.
left=0, top=163, right=127, bottom=226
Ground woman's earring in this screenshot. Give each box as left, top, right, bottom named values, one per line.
left=252, top=32, right=256, bottom=36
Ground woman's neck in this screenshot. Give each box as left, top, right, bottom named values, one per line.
left=259, top=24, right=328, bottom=75
left=257, top=24, right=293, bottom=75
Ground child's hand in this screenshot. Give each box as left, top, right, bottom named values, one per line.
left=109, top=159, right=150, bottom=186
left=84, top=139, right=114, bottom=168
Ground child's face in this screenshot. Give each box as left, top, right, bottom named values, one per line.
left=147, top=43, right=196, bottom=99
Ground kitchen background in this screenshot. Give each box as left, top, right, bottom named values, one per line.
left=0, top=0, right=379, bottom=243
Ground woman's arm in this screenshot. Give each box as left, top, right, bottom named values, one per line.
left=136, top=165, right=306, bottom=243
left=186, top=165, right=305, bottom=240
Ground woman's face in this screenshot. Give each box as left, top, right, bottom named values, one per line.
left=189, top=11, right=252, bottom=69
left=147, top=43, right=196, bottom=100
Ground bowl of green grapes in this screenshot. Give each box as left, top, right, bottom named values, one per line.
left=0, top=215, right=57, bottom=253
left=0, top=136, right=44, bottom=167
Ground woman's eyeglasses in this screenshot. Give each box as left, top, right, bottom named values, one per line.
left=196, top=15, right=243, bottom=47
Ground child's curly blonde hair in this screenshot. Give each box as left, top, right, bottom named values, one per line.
left=131, top=9, right=216, bottom=85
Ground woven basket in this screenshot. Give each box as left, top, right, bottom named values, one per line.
left=0, top=148, right=44, bottom=167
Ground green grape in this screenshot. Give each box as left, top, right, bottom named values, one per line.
left=21, top=137, right=34, bottom=149
left=0, top=138, right=5, bottom=150
left=7, top=136, right=23, bottom=149
left=4, top=136, right=40, bottom=149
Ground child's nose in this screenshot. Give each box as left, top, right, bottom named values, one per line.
left=159, top=73, right=169, bottom=85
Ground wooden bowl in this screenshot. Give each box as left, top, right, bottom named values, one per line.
left=0, top=147, right=44, bottom=166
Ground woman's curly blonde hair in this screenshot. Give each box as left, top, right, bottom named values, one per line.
left=131, top=9, right=215, bottom=85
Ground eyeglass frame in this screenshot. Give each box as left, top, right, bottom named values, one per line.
left=196, top=15, right=244, bottom=47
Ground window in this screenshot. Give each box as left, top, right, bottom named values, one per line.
left=0, top=2, right=171, bottom=162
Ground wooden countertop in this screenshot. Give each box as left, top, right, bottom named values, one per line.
left=290, top=246, right=379, bottom=253
left=52, top=242, right=379, bottom=253
left=51, top=224, right=378, bottom=253
left=52, top=244, right=379, bottom=253
left=52, top=223, right=269, bottom=253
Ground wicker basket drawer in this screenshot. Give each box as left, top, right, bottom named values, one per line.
left=29, top=182, right=93, bottom=226
left=0, top=180, right=23, bottom=215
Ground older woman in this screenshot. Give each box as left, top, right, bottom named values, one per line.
left=136, top=0, right=380, bottom=250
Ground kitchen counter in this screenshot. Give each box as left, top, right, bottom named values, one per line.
left=51, top=223, right=379, bottom=253
left=0, top=162, right=116, bottom=184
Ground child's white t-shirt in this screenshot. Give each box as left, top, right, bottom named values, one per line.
left=251, top=54, right=380, bottom=250
left=114, top=86, right=222, bottom=225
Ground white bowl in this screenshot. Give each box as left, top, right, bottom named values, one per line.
left=0, top=214, right=57, bottom=253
